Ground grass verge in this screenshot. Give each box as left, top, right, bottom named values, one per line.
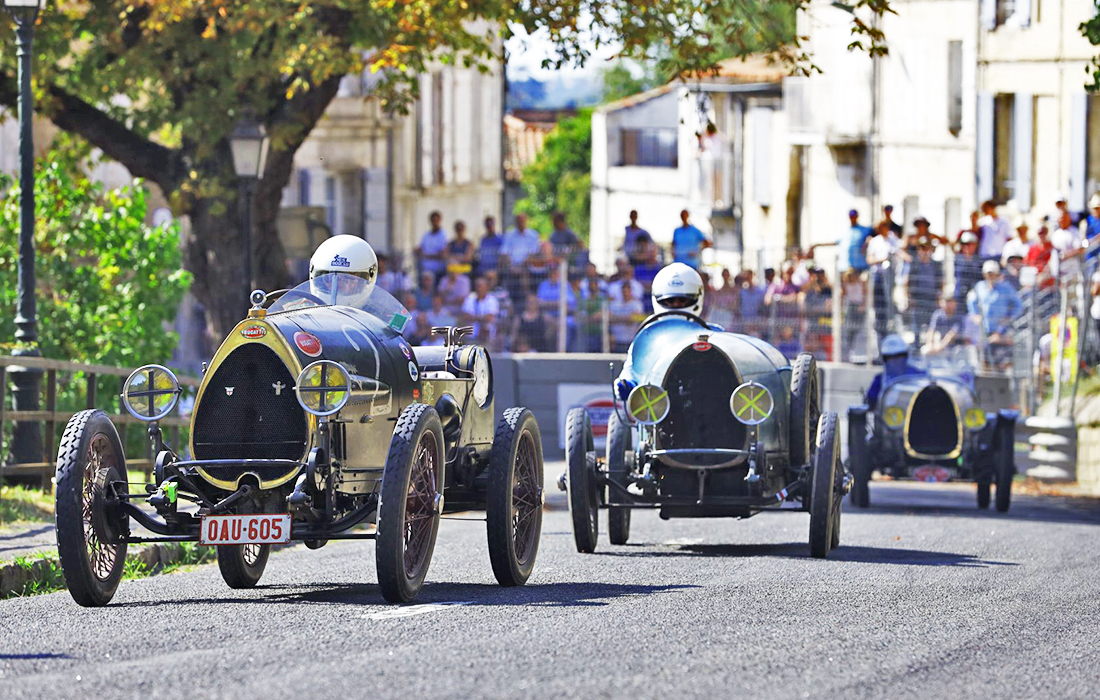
left=0, top=485, right=55, bottom=527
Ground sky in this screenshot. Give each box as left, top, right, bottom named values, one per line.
left=505, top=23, right=622, bottom=80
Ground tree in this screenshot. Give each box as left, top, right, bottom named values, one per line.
left=0, top=1, right=891, bottom=337
left=513, top=108, right=593, bottom=239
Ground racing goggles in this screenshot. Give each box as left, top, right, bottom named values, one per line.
left=310, top=268, right=377, bottom=294
left=655, top=293, right=700, bottom=310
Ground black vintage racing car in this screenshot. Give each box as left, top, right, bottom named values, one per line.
left=54, top=274, right=544, bottom=605
left=848, top=360, right=1018, bottom=511
left=562, top=310, right=848, bottom=558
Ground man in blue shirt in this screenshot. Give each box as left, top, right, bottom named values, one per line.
left=476, top=216, right=503, bottom=276
left=672, top=209, right=711, bottom=268
left=1086, top=194, right=1100, bottom=261
left=810, top=209, right=871, bottom=272
left=967, top=260, right=1022, bottom=338
left=866, top=334, right=924, bottom=406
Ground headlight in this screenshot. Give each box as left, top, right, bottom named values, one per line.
left=122, top=364, right=181, bottom=421
left=963, top=407, right=987, bottom=431
left=626, top=384, right=670, bottom=425
left=295, top=360, right=352, bottom=417
left=882, top=406, right=905, bottom=429
left=729, top=381, right=773, bottom=426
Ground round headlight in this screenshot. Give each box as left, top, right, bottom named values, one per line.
left=882, top=406, right=905, bottom=429
left=295, top=360, right=352, bottom=417
left=729, top=381, right=774, bottom=426
left=122, top=364, right=181, bottom=422
left=471, top=347, right=492, bottom=408
left=963, top=407, right=987, bottom=431
left=626, top=384, right=670, bottom=425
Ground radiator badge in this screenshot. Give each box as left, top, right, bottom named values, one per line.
left=693, top=341, right=712, bottom=352
left=225, top=387, right=235, bottom=396
left=272, top=381, right=285, bottom=396
left=408, top=361, right=419, bottom=382
left=241, top=325, right=266, bottom=339
left=294, top=331, right=323, bottom=358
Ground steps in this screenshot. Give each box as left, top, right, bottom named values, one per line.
left=1016, top=416, right=1077, bottom=482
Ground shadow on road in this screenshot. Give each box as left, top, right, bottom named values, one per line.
left=114, top=581, right=697, bottom=609
left=0, top=653, right=72, bottom=660
left=592, top=542, right=1015, bottom=568
left=850, top=492, right=1100, bottom=527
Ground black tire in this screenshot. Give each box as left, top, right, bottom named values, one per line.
left=54, top=409, right=129, bottom=607
left=977, top=481, right=991, bottom=509
left=809, top=413, right=841, bottom=559
left=995, top=416, right=1015, bottom=513
left=217, top=544, right=271, bottom=589
left=376, top=403, right=445, bottom=603
left=486, top=407, right=544, bottom=587
left=848, top=409, right=870, bottom=508
left=790, top=353, right=821, bottom=467
left=606, top=410, right=632, bottom=545
left=566, top=406, right=598, bottom=553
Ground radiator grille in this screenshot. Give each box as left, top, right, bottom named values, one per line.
left=907, top=385, right=960, bottom=457
left=657, top=348, right=745, bottom=466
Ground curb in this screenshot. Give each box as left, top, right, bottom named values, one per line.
left=0, top=542, right=205, bottom=599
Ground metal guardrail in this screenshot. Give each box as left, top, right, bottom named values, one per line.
left=0, top=355, right=200, bottom=488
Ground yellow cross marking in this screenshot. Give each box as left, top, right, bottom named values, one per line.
left=735, top=387, right=769, bottom=419
left=633, top=386, right=669, bottom=422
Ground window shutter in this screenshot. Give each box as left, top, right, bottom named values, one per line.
left=363, top=167, right=390, bottom=249
left=753, top=106, right=772, bottom=208
left=297, top=168, right=312, bottom=206
left=1013, top=93, right=1033, bottom=212
left=1070, top=93, right=1088, bottom=211
left=976, top=92, right=995, bottom=203
left=1016, top=0, right=1031, bottom=27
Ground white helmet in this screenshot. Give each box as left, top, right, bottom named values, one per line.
left=880, top=333, right=909, bottom=358
left=309, top=235, right=378, bottom=307
left=651, top=263, right=704, bottom=316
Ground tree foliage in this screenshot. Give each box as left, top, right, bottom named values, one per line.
left=513, top=108, right=592, bottom=240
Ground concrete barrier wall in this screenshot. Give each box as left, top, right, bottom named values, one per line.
left=493, top=354, right=1014, bottom=460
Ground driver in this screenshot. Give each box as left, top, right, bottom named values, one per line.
left=614, top=262, right=710, bottom=401
left=308, top=235, right=379, bottom=307
left=866, top=334, right=924, bottom=406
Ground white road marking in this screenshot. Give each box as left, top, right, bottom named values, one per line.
left=364, top=601, right=473, bottom=620
left=662, top=537, right=704, bottom=546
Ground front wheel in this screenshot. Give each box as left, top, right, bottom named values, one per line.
left=217, top=544, right=271, bottom=588
left=606, top=410, right=631, bottom=545
left=54, top=410, right=130, bottom=607
left=566, top=407, right=598, bottom=553
left=995, top=416, right=1016, bottom=513
left=486, top=407, right=544, bottom=587
left=376, top=403, right=445, bottom=603
left=848, top=409, right=870, bottom=508
left=809, top=412, right=841, bottom=559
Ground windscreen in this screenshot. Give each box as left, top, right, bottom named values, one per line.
left=269, top=273, right=411, bottom=334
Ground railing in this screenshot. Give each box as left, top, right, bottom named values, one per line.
left=0, top=355, right=200, bottom=489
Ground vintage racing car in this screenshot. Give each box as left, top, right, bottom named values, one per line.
left=53, top=272, right=544, bottom=606
left=562, top=309, right=849, bottom=558
left=847, top=359, right=1018, bottom=511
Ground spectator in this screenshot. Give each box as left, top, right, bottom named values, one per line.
left=477, top=216, right=503, bottom=276
left=923, top=293, right=966, bottom=356
left=513, top=294, right=549, bottom=353
left=576, top=277, right=604, bottom=352
left=812, top=209, right=871, bottom=273
left=608, top=281, right=644, bottom=352
left=967, top=260, right=1022, bottom=367
left=776, top=325, right=801, bottom=357
left=417, top=210, right=448, bottom=280
left=765, top=265, right=801, bottom=337
left=840, top=269, right=867, bottom=360
left=461, top=276, right=500, bottom=345
left=438, top=264, right=471, bottom=307
left=536, top=264, right=577, bottom=349
left=790, top=249, right=814, bottom=289
left=763, top=267, right=776, bottom=288
left=414, top=271, right=435, bottom=312
left=954, top=231, right=983, bottom=303
left=377, top=253, right=408, bottom=297
left=583, top=262, right=608, bottom=298
left=633, top=235, right=663, bottom=293
left=446, top=220, right=475, bottom=275
left=672, top=209, right=711, bottom=268
left=501, top=212, right=542, bottom=267
left=1026, top=220, right=1057, bottom=289
left=909, top=215, right=951, bottom=251
left=1003, top=255, right=1025, bottom=291
left=866, top=220, right=902, bottom=338
left=882, top=204, right=903, bottom=236
left=906, top=236, right=943, bottom=341
left=400, top=291, right=426, bottom=344
left=623, top=210, right=649, bottom=265
left=1085, top=194, right=1100, bottom=261
left=424, top=293, right=458, bottom=345
left=549, top=211, right=587, bottom=277
left=707, top=268, right=740, bottom=329
left=1050, top=210, right=1087, bottom=279
left=1000, top=217, right=1035, bottom=266
left=801, top=268, right=833, bottom=358
left=525, top=240, right=555, bottom=288
left=739, top=270, right=766, bottom=326
left=957, top=209, right=981, bottom=245
left=977, top=200, right=1010, bottom=261
left=608, top=261, right=644, bottom=302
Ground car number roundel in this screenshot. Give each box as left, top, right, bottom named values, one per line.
left=294, top=331, right=323, bottom=357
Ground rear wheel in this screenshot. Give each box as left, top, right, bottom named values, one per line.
left=606, top=411, right=632, bottom=545
left=848, top=408, right=870, bottom=508
left=376, top=403, right=445, bottom=603
left=976, top=481, right=991, bottom=509
left=995, top=415, right=1015, bottom=513
left=217, top=543, right=270, bottom=589
left=566, top=407, right=598, bottom=553
left=790, top=353, right=821, bottom=467
left=486, top=407, right=544, bottom=587
left=55, top=410, right=130, bottom=607
left=809, top=413, right=841, bottom=559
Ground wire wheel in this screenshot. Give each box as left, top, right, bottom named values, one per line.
left=487, top=407, right=544, bottom=587
left=403, top=431, right=440, bottom=580
left=82, top=434, right=123, bottom=582
left=511, top=431, right=541, bottom=565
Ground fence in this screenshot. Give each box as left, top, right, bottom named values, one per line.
left=0, top=356, right=200, bottom=490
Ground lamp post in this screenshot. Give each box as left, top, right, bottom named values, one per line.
left=5, top=0, right=46, bottom=466
left=229, top=115, right=269, bottom=303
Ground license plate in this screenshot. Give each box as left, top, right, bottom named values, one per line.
left=912, top=465, right=952, bottom=483
left=200, top=514, right=292, bottom=545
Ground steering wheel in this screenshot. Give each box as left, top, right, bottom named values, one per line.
left=270, top=289, right=327, bottom=312
left=636, top=310, right=711, bottom=333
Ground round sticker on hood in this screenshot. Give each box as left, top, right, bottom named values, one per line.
left=399, top=341, right=412, bottom=360
left=408, top=361, right=419, bottom=382
left=294, top=331, right=323, bottom=358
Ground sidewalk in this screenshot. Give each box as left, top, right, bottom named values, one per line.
left=0, top=521, right=57, bottom=563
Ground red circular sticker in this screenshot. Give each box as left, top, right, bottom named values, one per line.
left=241, top=325, right=266, bottom=339
left=294, top=331, right=322, bottom=357
left=693, top=341, right=712, bottom=352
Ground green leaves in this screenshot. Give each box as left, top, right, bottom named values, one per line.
left=513, top=108, right=593, bottom=240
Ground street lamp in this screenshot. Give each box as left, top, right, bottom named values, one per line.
left=5, top=0, right=46, bottom=466
left=229, top=114, right=269, bottom=303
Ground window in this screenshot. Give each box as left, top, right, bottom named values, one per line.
left=993, top=94, right=1015, bottom=203
left=981, top=0, right=1030, bottom=29
left=947, top=41, right=963, bottom=135
left=297, top=169, right=311, bottom=206
left=619, top=128, right=678, bottom=168
left=325, top=176, right=337, bottom=233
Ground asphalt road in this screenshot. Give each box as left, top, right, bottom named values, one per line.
left=1, top=465, right=1099, bottom=700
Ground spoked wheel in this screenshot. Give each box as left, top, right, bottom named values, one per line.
left=487, top=407, right=544, bottom=586
left=376, top=403, right=445, bottom=603
left=848, top=407, right=870, bottom=508
left=566, top=406, right=599, bottom=553
left=994, top=415, right=1016, bottom=513
left=55, top=410, right=130, bottom=607
left=790, top=353, right=821, bottom=467
left=606, top=410, right=631, bottom=545
left=809, top=412, right=842, bottom=559
left=217, top=542, right=271, bottom=589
